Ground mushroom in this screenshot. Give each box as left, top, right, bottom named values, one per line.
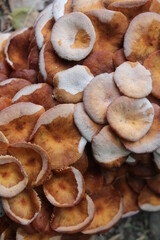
left=92, top=126, right=130, bottom=168
left=0, top=155, right=28, bottom=198
left=127, top=174, right=145, bottom=194
left=114, top=61, right=152, bottom=98
left=150, top=0, right=160, bottom=14
left=153, top=147, right=160, bottom=170
left=0, top=131, right=9, bottom=155
left=72, top=0, right=104, bottom=12
left=43, top=167, right=85, bottom=207
left=124, top=12, right=160, bottom=62
left=10, top=69, right=37, bottom=84
left=83, top=73, right=120, bottom=124
left=51, top=12, right=96, bottom=61
left=31, top=104, right=87, bottom=169
left=0, top=102, right=45, bottom=144
left=82, top=186, right=123, bottom=234
left=113, top=48, right=126, bottom=69
left=106, top=96, right=154, bottom=142
left=0, top=33, right=11, bottom=61
left=0, top=227, right=16, bottom=240
left=53, top=65, right=93, bottom=103
left=0, top=97, right=11, bottom=111
left=52, top=0, right=72, bottom=21
left=50, top=194, right=95, bottom=233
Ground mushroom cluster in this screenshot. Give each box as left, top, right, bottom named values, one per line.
left=0, top=0, right=160, bottom=239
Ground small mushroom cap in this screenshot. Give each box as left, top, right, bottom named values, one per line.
left=83, top=73, right=120, bottom=124
left=127, top=174, right=145, bottom=194
left=138, top=185, right=160, bottom=212
left=0, top=102, right=45, bottom=144
left=51, top=12, right=96, bottom=61
left=114, top=61, right=152, bottom=98
left=0, top=155, right=28, bottom=198
left=52, top=0, right=72, bottom=21
left=150, top=0, right=160, bottom=14
left=124, top=12, right=160, bottom=62
left=113, top=48, right=126, bottom=69
left=153, top=147, right=160, bottom=170
left=123, top=104, right=160, bottom=153
left=92, top=126, right=130, bottom=168
left=82, top=186, right=123, bottom=234
left=72, top=152, right=88, bottom=174
left=50, top=194, right=95, bottom=233
left=53, top=65, right=93, bottom=103
left=16, top=228, right=60, bottom=240
left=107, top=96, right=154, bottom=142
left=147, top=174, right=160, bottom=195
left=43, top=167, right=85, bottom=207
left=31, top=104, right=87, bottom=169
left=144, top=51, right=160, bottom=99
left=10, top=69, right=37, bottom=84
left=74, top=103, right=102, bottom=142
left=2, top=189, right=41, bottom=225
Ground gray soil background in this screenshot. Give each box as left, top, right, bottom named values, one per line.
left=0, top=0, right=160, bottom=239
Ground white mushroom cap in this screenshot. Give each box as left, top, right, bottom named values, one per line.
left=52, top=0, right=72, bottom=21
left=51, top=12, right=96, bottom=61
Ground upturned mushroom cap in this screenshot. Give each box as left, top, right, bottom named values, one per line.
left=123, top=104, right=160, bottom=153
left=43, top=167, right=85, bottom=207
left=0, top=102, right=45, bottom=144
left=31, top=104, right=87, bottom=169
left=147, top=174, right=160, bottom=195
left=16, top=228, right=60, bottom=240
left=86, top=9, right=128, bottom=53
left=92, top=126, right=130, bottom=168
left=138, top=185, right=160, bottom=211
left=124, top=12, right=160, bottom=62
left=82, top=186, right=123, bottom=234
left=0, top=155, right=28, bottom=198
left=51, top=12, right=96, bottom=61
left=114, top=61, right=152, bottom=98
left=2, top=189, right=41, bottom=225
left=83, top=73, right=120, bottom=124
left=144, top=51, right=160, bottom=99
left=52, top=0, right=72, bottom=21
left=53, top=65, right=93, bottom=103
left=107, top=96, right=154, bottom=142
left=8, top=142, right=51, bottom=188
left=0, top=131, right=9, bottom=155
left=72, top=0, right=104, bottom=12
left=50, top=194, right=95, bottom=233
left=150, top=0, right=160, bottom=14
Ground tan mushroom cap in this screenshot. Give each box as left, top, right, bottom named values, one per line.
left=2, top=189, right=41, bottom=225
left=92, top=126, right=130, bottom=168
left=114, top=176, right=139, bottom=218
left=39, top=41, right=75, bottom=85
left=51, top=12, right=96, bottom=61
left=43, top=167, right=85, bottom=207
left=16, top=228, right=60, bottom=240
left=114, top=61, right=152, bottom=98
left=86, top=9, right=128, bottom=53
left=51, top=194, right=95, bottom=233
left=0, top=131, right=9, bottom=155
left=74, top=103, right=102, bottom=142
left=52, top=0, right=72, bottom=21
left=147, top=174, right=160, bottom=195
left=0, top=102, right=45, bottom=144
left=138, top=185, right=160, bottom=211
left=0, top=155, right=28, bottom=198
left=83, top=73, right=120, bottom=124
left=124, top=12, right=160, bottom=62
left=127, top=174, right=145, bottom=194
left=82, top=186, right=123, bottom=234
left=31, top=104, right=87, bottom=170
left=8, top=143, right=51, bottom=188
left=72, top=0, right=104, bottom=12
left=144, top=51, right=160, bottom=99
left=53, top=65, right=93, bottom=103
left=12, top=83, right=55, bottom=110
left=150, top=0, right=160, bottom=14
left=123, top=104, right=160, bottom=153
left=107, top=96, right=154, bottom=142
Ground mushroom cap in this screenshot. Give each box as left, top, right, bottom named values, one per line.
left=147, top=174, right=160, bottom=195
left=0, top=227, right=16, bottom=240
left=149, top=0, right=160, bottom=14
left=83, top=73, right=120, bottom=124
left=82, top=186, right=123, bottom=234
left=124, top=12, right=160, bottom=62
left=92, top=126, right=130, bottom=168
left=53, top=65, right=93, bottom=103
left=51, top=12, right=96, bottom=61
left=31, top=104, right=87, bottom=169
left=74, top=103, right=102, bottom=142
left=0, top=131, right=9, bottom=155
left=43, top=167, right=85, bottom=207
left=107, top=96, right=154, bottom=142
left=0, top=102, right=45, bottom=144
left=123, top=104, right=160, bottom=153
left=52, top=0, right=72, bottom=21
left=16, top=228, right=60, bottom=240
left=73, top=0, right=104, bottom=12
left=50, top=194, right=95, bottom=233
left=0, top=155, right=28, bottom=198
left=8, top=142, right=51, bottom=188
left=153, top=147, right=160, bottom=170
left=2, top=189, right=41, bottom=225
left=113, top=48, right=126, bottom=69
left=10, top=69, right=37, bottom=84
left=114, top=61, right=152, bottom=98
left=144, top=51, right=160, bottom=99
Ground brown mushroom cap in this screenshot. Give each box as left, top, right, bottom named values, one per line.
left=107, top=96, right=154, bottom=142
left=0, top=97, right=11, bottom=111
left=113, top=48, right=126, bottom=69
left=51, top=12, right=96, bottom=61
left=0, top=155, right=28, bottom=198
left=124, top=12, right=160, bottom=62
left=9, top=69, right=37, bottom=84
left=52, top=0, right=72, bottom=21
